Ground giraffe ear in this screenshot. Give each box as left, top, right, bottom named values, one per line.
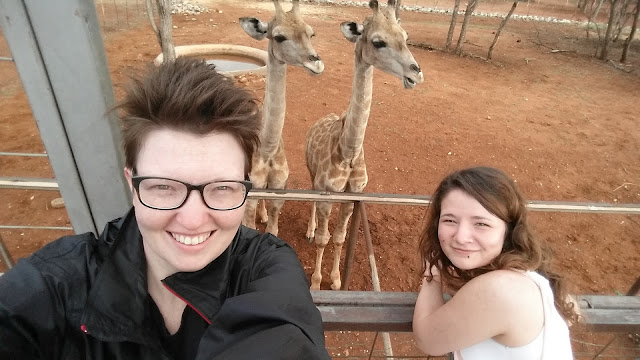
left=239, top=17, right=269, bottom=40
left=340, top=21, right=363, bottom=43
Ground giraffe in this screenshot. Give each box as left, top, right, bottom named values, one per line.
left=239, top=0, right=324, bottom=236
left=305, top=0, right=423, bottom=290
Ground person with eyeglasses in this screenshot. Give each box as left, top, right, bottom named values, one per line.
left=0, top=58, right=330, bottom=360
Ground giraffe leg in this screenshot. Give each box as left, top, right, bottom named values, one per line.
left=257, top=200, right=268, bottom=224
left=242, top=199, right=259, bottom=229
left=264, top=152, right=288, bottom=236
left=243, top=172, right=267, bottom=229
left=311, top=201, right=332, bottom=290
left=330, top=201, right=355, bottom=290
left=306, top=202, right=317, bottom=243
left=265, top=199, right=285, bottom=236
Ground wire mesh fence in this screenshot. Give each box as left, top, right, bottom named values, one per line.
left=95, top=0, right=145, bottom=30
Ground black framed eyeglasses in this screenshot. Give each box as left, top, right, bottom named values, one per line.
left=131, top=173, right=252, bottom=211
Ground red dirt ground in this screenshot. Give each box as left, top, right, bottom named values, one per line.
left=1, top=0, right=638, bottom=358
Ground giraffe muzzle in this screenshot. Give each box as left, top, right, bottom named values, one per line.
left=303, top=56, right=325, bottom=75
left=403, top=64, right=424, bottom=89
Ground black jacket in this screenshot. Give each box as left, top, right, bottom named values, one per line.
left=0, top=209, right=330, bottom=359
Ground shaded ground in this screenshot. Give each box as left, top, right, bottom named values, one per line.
left=0, top=0, right=639, bottom=358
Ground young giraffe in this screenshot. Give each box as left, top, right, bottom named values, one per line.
left=239, top=0, right=324, bottom=236
left=305, top=0, right=423, bottom=290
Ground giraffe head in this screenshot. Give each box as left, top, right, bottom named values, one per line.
left=239, top=0, right=324, bottom=75
left=340, top=0, right=423, bottom=89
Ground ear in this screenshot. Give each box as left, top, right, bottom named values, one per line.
left=124, top=167, right=134, bottom=194
left=340, top=22, right=363, bottom=43
left=239, top=17, right=269, bottom=40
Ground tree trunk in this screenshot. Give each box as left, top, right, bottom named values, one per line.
left=455, top=0, right=479, bottom=54
left=578, top=0, right=589, bottom=12
left=445, top=0, right=462, bottom=50
left=621, top=0, right=640, bottom=62
left=586, top=0, right=606, bottom=39
left=488, top=1, right=519, bottom=59
left=156, top=0, right=176, bottom=63
left=612, top=0, right=634, bottom=41
left=145, top=0, right=161, bottom=46
left=599, top=0, right=620, bottom=59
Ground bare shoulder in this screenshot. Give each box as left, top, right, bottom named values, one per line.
left=461, top=270, right=542, bottom=306
left=455, top=270, right=544, bottom=343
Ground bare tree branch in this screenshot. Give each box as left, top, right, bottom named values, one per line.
left=621, top=0, right=640, bottom=62
left=145, top=0, right=161, bottom=46
left=587, top=0, right=606, bottom=39
left=445, top=0, right=462, bottom=50
left=488, top=0, right=519, bottom=59
left=455, top=0, right=479, bottom=54
left=156, top=0, right=176, bottom=62
left=598, top=0, right=621, bottom=59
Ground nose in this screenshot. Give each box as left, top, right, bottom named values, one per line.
left=410, top=63, right=421, bottom=73
left=175, top=191, right=210, bottom=230
left=309, top=54, right=321, bottom=62
left=453, top=223, right=473, bottom=244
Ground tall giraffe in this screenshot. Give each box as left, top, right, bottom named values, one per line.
left=239, top=0, right=324, bottom=236
left=305, top=0, right=423, bottom=290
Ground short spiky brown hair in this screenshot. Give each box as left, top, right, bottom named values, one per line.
left=117, top=57, right=261, bottom=174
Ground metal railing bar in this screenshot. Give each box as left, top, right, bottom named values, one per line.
left=1, top=177, right=639, bottom=214
left=252, top=189, right=640, bottom=215
left=252, top=189, right=432, bottom=206
left=0, top=225, right=73, bottom=230
left=0, top=233, right=14, bottom=269
left=0, top=56, right=14, bottom=61
left=526, top=202, right=640, bottom=213
left=0, top=152, right=48, bottom=157
left=0, top=177, right=58, bottom=191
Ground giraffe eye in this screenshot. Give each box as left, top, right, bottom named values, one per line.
left=274, top=35, right=287, bottom=43
left=372, top=40, right=387, bottom=48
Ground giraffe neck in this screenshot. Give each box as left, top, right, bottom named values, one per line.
left=260, top=43, right=287, bottom=157
left=339, top=43, right=374, bottom=163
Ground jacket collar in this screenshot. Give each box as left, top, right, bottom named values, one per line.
left=81, top=208, right=236, bottom=343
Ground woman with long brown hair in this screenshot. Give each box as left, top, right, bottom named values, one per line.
left=413, top=166, right=577, bottom=359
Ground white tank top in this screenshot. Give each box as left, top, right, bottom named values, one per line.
left=454, top=271, right=573, bottom=360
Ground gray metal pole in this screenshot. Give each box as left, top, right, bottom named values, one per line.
left=0, top=0, right=131, bottom=235
left=0, top=233, right=14, bottom=270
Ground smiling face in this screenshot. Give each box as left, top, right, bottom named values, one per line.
left=124, top=128, right=246, bottom=279
left=438, top=189, right=507, bottom=270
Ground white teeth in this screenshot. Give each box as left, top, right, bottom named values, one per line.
left=171, top=232, right=211, bottom=245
